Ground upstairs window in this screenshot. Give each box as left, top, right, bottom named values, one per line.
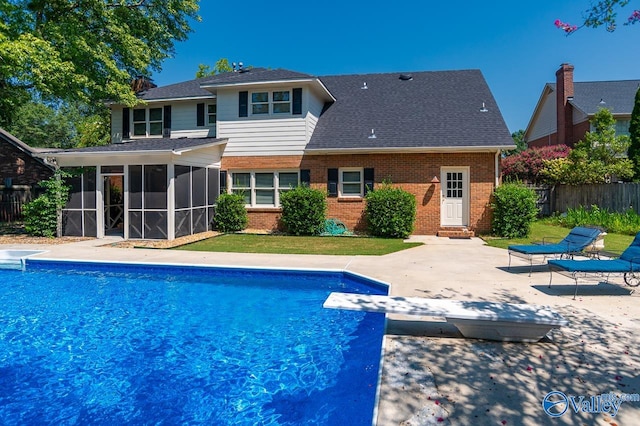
left=250, top=91, right=291, bottom=115
left=272, top=91, right=291, bottom=114
left=207, top=104, right=217, bottom=126
left=132, top=107, right=163, bottom=137
left=251, top=92, right=269, bottom=114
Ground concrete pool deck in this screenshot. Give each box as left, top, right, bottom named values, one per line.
left=2, top=236, right=640, bottom=425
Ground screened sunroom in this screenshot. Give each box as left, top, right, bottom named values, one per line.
left=38, top=138, right=226, bottom=240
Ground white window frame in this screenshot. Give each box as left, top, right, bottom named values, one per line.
left=249, top=90, right=292, bottom=116
left=132, top=107, right=163, bottom=137
left=339, top=168, right=364, bottom=197
left=229, top=170, right=300, bottom=207
left=207, top=103, right=217, bottom=127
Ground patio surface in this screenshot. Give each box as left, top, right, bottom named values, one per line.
left=2, top=235, right=639, bottom=425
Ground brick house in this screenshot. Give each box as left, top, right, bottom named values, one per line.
left=39, top=67, right=514, bottom=240
left=525, top=63, right=640, bottom=149
left=0, top=127, right=53, bottom=187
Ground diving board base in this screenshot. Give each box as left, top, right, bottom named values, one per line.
left=323, top=292, right=568, bottom=342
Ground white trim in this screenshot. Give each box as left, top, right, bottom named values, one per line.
left=229, top=170, right=300, bottom=207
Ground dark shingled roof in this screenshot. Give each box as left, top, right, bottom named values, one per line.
left=307, top=70, right=513, bottom=150
left=41, top=137, right=225, bottom=154
left=200, top=67, right=315, bottom=86
left=137, top=76, right=215, bottom=101
left=566, top=80, right=640, bottom=115
left=137, top=68, right=317, bottom=101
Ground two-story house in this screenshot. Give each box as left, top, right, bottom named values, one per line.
left=39, top=67, right=514, bottom=240
left=525, top=63, right=640, bottom=148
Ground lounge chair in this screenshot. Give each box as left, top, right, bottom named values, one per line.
left=323, top=292, right=568, bottom=342
left=548, top=232, right=640, bottom=298
left=508, top=226, right=604, bottom=275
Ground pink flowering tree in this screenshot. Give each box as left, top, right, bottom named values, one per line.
left=501, top=145, right=571, bottom=184
left=556, top=1, right=640, bottom=33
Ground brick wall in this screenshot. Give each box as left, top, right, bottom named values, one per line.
left=0, top=139, right=53, bottom=186
left=221, top=152, right=497, bottom=235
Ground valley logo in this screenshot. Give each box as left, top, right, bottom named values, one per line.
left=542, top=390, right=640, bottom=417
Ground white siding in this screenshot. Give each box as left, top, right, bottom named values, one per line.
left=527, top=91, right=557, bottom=141
left=217, top=89, right=308, bottom=156
left=306, top=90, right=324, bottom=143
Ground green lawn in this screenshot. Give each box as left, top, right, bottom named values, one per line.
left=482, top=221, right=635, bottom=254
left=174, top=234, right=423, bottom=255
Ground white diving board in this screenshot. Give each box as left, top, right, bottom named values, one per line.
left=323, top=292, right=568, bottom=342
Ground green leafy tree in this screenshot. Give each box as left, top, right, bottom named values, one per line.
left=7, top=102, right=76, bottom=148
left=0, top=0, right=200, bottom=127
left=629, top=86, right=640, bottom=180
left=541, top=108, right=634, bottom=184
left=503, top=129, right=527, bottom=157
left=555, top=1, right=640, bottom=33
left=196, top=58, right=234, bottom=78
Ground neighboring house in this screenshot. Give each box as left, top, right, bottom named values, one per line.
left=525, top=63, right=640, bottom=149
left=0, top=127, right=53, bottom=187
left=38, top=67, right=514, bottom=240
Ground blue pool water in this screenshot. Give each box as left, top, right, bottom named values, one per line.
left=0, top=260, right=387, bottom=425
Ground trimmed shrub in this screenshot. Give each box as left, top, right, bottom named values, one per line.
left=365, top=184, right=416, bottom=238
left=23, top=171, right=70, bottom=237
left=491, top=182, right=539, bottom=238
left=280, top=185, right=327, bottom=235
left=213, top=193, right=247, bottom=232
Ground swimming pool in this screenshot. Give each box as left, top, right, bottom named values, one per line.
left=0, top=260, right=387, bottom=425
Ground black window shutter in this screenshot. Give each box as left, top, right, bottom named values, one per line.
left=364, top=168, right=374, bottom=194
left=239, top=91, right=248, bottom=117
left=327, top=168, right=338, bottom=197
left=197, top=103, right=205, bottom=126
left=300, top=169, right=310, bottom=186
left=292, top=88, right=302, bottom=115
left=163, top=105, right=172, bottom=137
left=219, top=170, right=227, bottom=194
left=122, top=107, right=130, bottom=139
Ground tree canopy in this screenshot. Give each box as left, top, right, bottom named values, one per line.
left=196, top=58, right=233, bottom=78
left=0, top=0, right=200, bottom=128
left=556, top=1, right=640, bottom=33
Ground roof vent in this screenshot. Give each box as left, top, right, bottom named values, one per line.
left=479, top=102, right=488, bottom=113
left=399, top=74, right=413, bottom=81
left=599, top=98, right=606, bottom=105
left=368, top=129, right=377, bottom=139
left=361, top=82, right=368, bottom=89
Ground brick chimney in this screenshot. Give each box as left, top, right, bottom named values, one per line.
left=555, top=63, right=574, bottom=146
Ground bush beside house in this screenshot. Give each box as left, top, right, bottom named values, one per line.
left=491, top=182, right=539, bottom=238
left=279, top=185, right=327, bottom=235
left=365, top=184, right=416, bottom=238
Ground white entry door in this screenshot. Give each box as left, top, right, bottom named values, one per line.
left=440, top=167, right=469, bottom=227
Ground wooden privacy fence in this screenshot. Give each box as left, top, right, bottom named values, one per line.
left=533, top=183, right=640, bottom=216
left=0, top=188, right=34, bottom=223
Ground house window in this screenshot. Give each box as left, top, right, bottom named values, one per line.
left=229, top=171, right=299, bottom=206
left=207, top=104, right=217, bottom=126
left=250, top=91, right=291, bottom=115
left=272, top=91, right=291, bottom=114
left=340, top=168, right=363, bottom=197
left=132, top=107, right=163, bottom=137
left=251, top=92, right=269, bottom=115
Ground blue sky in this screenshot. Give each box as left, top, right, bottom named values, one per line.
left=156, top=1, right=640, bottom=134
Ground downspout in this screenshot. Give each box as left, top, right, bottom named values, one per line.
left=495, top=150, right=500, bottom=188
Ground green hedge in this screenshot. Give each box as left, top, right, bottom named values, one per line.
left=491, top=182, right=539, bottom=238
left=365, top=184, right=416, bottom=238
left=279, top=185, right=327, bottom=235
left=213, top=193, right=247, bottom=232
